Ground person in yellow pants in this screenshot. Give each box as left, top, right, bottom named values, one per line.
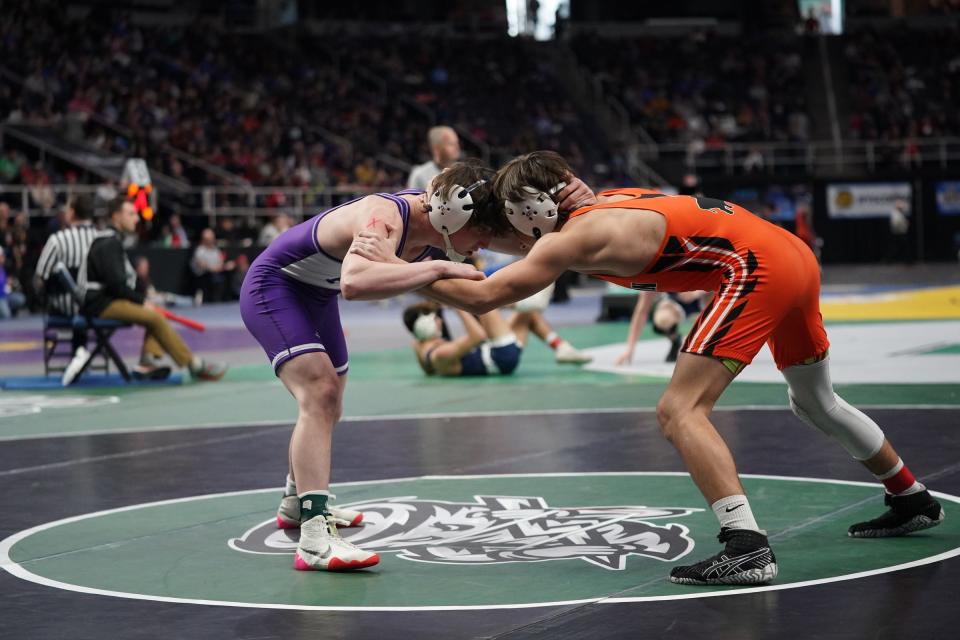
left=74, top=196, right=226, bottom=383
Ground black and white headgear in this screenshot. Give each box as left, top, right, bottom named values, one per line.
left=428, top=179, right=486, bottom=262
left=504, top=182, right=567, bottom=239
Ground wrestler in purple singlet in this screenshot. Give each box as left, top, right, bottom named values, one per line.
left=240, top=190, right=432, bottom=375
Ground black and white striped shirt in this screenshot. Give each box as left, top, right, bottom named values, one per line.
left=35, top=222, right=99, bottom=315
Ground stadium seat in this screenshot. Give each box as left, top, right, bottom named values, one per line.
left=42, top=264, right=132, bottom=382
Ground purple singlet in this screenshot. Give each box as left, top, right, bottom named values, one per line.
left=240, top=191, right=430, bottom=375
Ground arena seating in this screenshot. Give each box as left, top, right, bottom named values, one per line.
left=0, top=3, right=622, bottom=189
left=568, top=31, right=811, bottom=145
left=843, top=27, right=960, bottom=143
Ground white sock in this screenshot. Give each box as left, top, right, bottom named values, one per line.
left=896, top=482, right=925, bottom=496
left=285, top=474, right=296, bottom=496
left=190, top=355, right=203, bottom=372
left=875, top=459, right=925, bottom=496
left=711, top=494, right=761, bottom=533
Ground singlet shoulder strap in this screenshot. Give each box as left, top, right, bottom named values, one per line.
left=597, top=187, right=665, bottom=198
left=374, top=192, right=413, bottom=257
left=568, top=189, right=670, bottom=220
left=410, top=246, right=434, bottom=262
left=422, top=344, right=439, bottom=375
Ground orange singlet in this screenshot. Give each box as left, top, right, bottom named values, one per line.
left=569, top=189, right=829, bottom=369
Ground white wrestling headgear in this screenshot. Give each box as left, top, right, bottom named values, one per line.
left=504, top=182, right=567, bottom=239
left=428, top=179, right=486, bottom=262
left=412, top=312, right=441, bottom=341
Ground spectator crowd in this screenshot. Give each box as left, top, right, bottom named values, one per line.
left=844, top=26, right=960, bottom=164
left=1, top=2, right=624, bottom=192
left=2, top=3, right=959, bottom=318
left=570, top=30, right=811, bottom=147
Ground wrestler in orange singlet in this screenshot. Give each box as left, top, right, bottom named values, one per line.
left=412, top=151, right=945, bottom=586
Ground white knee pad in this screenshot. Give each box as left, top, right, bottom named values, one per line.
left=783, top=358, right=884, bottom=461
left=653, top=299, right=683, bottom=332
left=513, top=283, right=555, bottom=312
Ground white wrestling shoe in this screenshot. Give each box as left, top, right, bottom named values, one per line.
left=277, top=495, right=364, bottom=529
left=294, top=514, right=380, bottom=571
left=555, top=341, right=593, bottom=364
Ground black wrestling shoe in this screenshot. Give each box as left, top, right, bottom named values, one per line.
left=665, top=335, right=682, bottom=363
left=670, top=528, right=778, bottom=586
left=848, top=490, right=944, bottom=538
left=132, top=365, right=172, bottom=381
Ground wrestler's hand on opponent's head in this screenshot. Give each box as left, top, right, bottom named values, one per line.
left=556, top=176, right=596, bottom=212
left=439, top=261, right=485, bottom=281
left=349, top=230, right=402, bottom=263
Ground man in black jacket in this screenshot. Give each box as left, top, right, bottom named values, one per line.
left=79, top=197, right=226, bottom=381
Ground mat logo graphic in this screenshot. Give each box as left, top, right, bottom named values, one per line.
left=229, top=495, right=698, bottom=570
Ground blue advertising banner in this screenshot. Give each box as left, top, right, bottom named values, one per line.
left=936, top=181, right=960, bottom=216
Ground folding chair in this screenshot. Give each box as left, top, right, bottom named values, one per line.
left=43, top=263, right=132, bottom=382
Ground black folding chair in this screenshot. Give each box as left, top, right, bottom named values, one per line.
left=43, top=264, right=132, bottom=382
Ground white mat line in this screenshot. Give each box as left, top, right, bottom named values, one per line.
left=0, top=404, right=956, bottom=442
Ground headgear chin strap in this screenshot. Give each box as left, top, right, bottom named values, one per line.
left=412, top=312, right=441, bottom=341
left=504, top=182, right=567, bottom=239
left=428, top=180, right=486, bottom=262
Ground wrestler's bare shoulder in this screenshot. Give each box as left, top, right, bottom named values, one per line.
left=563, top=206, right=663, bottom=242
left=315, top=195, right=404, bottom=257
left=341, top=196, right=404, bottom=230
left=559, top=207, right=666, bottom=276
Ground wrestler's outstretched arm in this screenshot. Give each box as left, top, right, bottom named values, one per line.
left=615, top=291, right=656, bottom=365
left=341, top=255, right=481, bottom=300
left=426, top=234, right=575, bottom=315
left=340, top=211, right=482, bottom=300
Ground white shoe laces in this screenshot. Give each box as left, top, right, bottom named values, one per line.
left=324, top=515, right=368, bottom=552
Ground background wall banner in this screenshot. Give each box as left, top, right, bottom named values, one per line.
left=827, top=182, right=911, bottom=218
left=935, top=181, right=960, bottom=216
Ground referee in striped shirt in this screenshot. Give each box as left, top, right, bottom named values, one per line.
left=34, top=195, right=98, bottom=352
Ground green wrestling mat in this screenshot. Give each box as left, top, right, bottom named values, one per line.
left=1, top=321, right=957, bottom=441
